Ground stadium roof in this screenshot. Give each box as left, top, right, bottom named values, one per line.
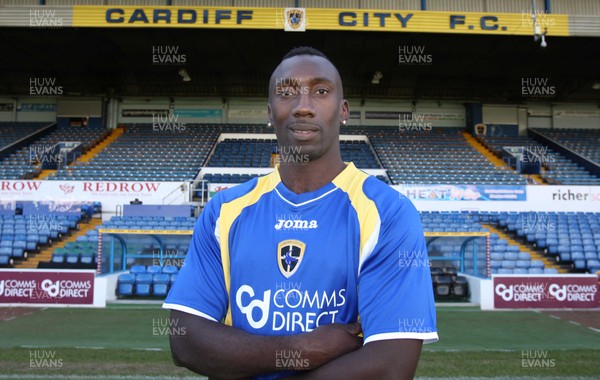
left=1, top=27, right=599, bottom=103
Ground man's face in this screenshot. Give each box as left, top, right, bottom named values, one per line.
left=268, top=55, right=348, bottom=163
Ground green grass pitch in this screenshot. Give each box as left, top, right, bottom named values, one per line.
left=0, top=304, right=598, bottom=379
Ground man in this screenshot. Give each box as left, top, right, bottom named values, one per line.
left=163, top=46, right=438, bottom=379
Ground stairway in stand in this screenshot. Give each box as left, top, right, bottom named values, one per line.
left=482, top=224, right=570, bottom=273
left=33, top=127, right=125, bottom=180
left=14, top=218, right=103, bottom=269
left=462, top=131, right=547, bottom=185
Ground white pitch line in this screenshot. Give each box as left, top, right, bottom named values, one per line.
left=589, top=327, right=600, bottom=333
left=21, top=346, right=165, bottom=351
left=569, top=320, right=581, bottom=326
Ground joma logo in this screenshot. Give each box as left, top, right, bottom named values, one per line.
left=274, top=219, right=318, bottom=230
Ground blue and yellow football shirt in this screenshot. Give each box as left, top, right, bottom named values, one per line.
left=163, top=162, right=438, bottom=377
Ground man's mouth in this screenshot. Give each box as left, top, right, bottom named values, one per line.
left=289, top=123, right=319, bottom=138
left=289, top=126, right=318, bottom=139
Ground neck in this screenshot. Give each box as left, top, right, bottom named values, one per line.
left=278, top=156, right=346, bottom=194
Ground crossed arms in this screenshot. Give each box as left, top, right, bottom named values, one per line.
left=169, top=310, right=423, bottom=380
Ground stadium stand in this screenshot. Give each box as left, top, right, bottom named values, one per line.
left=491, top=211, right=600, bottom=274
left=0, top=122, right=49, bottom=149
left=1, top=122, right=598, bottom=301
left=0, top=205, right=94, bottom=267
left=0, top=124, right=107, bottom=180
left=478, top=135, right=600, bottom=185
left=102, top=215, right=196, bottom=230
left=369, top=128, right=526, bottom=185
left=106, top=210, right=599, bottom=299
left=422, top=211, right=569, bottom=275
left=47, top=124, right=217, bottom=181
left=0, top=122, right=53, bottom=179
left=207, top=138, right=380, bottom=169
left=534, top=128, right=600, bottom=165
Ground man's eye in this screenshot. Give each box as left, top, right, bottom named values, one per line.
left=315, top=88, right=329, bottom=95
left=277, top=88, right=294, bottom=97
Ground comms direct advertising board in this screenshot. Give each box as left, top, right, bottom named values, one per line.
left=0, top=270, right=95, bottom=306
left=493, top=275, right=599, bottom=309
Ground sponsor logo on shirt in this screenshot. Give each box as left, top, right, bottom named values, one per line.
left=235, top=284, right=346, bottom=332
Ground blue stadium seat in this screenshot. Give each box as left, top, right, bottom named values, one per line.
left=529, top=260, right=545, bottom=268
left=490, top=252, right=504, bottom=261
left=505, top=251, right=519, bottom=261
left=130, top=265, right=146, bottom=274
left=0, top=254, right=12, bottom=265
left=146, top=265, right=162, bottom=274
left=117, top=274, right=135, bottom=296
left=515, top=260, right=530, bottom=268
left=162, top=265, right=178, bottom=275
left=12, top=241, right=26, bottom=258
left=152, top=274, right=170, bottom=296
left=80, top=252, right=95, bottom=264
left=134, top=273, right=153, bottom=296
left=517, top=252, right=531, bottom=260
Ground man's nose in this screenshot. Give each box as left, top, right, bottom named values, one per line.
left=292, top=91, right=315, bottom=117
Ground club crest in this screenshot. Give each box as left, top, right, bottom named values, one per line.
left=283, top=8, right=306, bottom=32
left=286, top=9, right=304, bottom=29
left=277, top=239, right=306, bottom=278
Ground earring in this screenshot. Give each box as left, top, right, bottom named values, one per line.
left=267, top=121, right=272, bottom=127
left=342, top=120, right=347, bottom=125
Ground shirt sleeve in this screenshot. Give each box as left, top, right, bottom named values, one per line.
left=358, top=194, right=438, bottom=345
left=162, top=195, right=228, bottom=322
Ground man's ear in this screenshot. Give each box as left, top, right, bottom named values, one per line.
left=340, top=99, right=349, bottom=123
left=267, top=103, right=273, bottom=125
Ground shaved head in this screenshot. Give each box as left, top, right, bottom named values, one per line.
left=269, top=47, right=344, bottom=101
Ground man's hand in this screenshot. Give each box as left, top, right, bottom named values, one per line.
left=296, top=322, right=363, bottom=369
